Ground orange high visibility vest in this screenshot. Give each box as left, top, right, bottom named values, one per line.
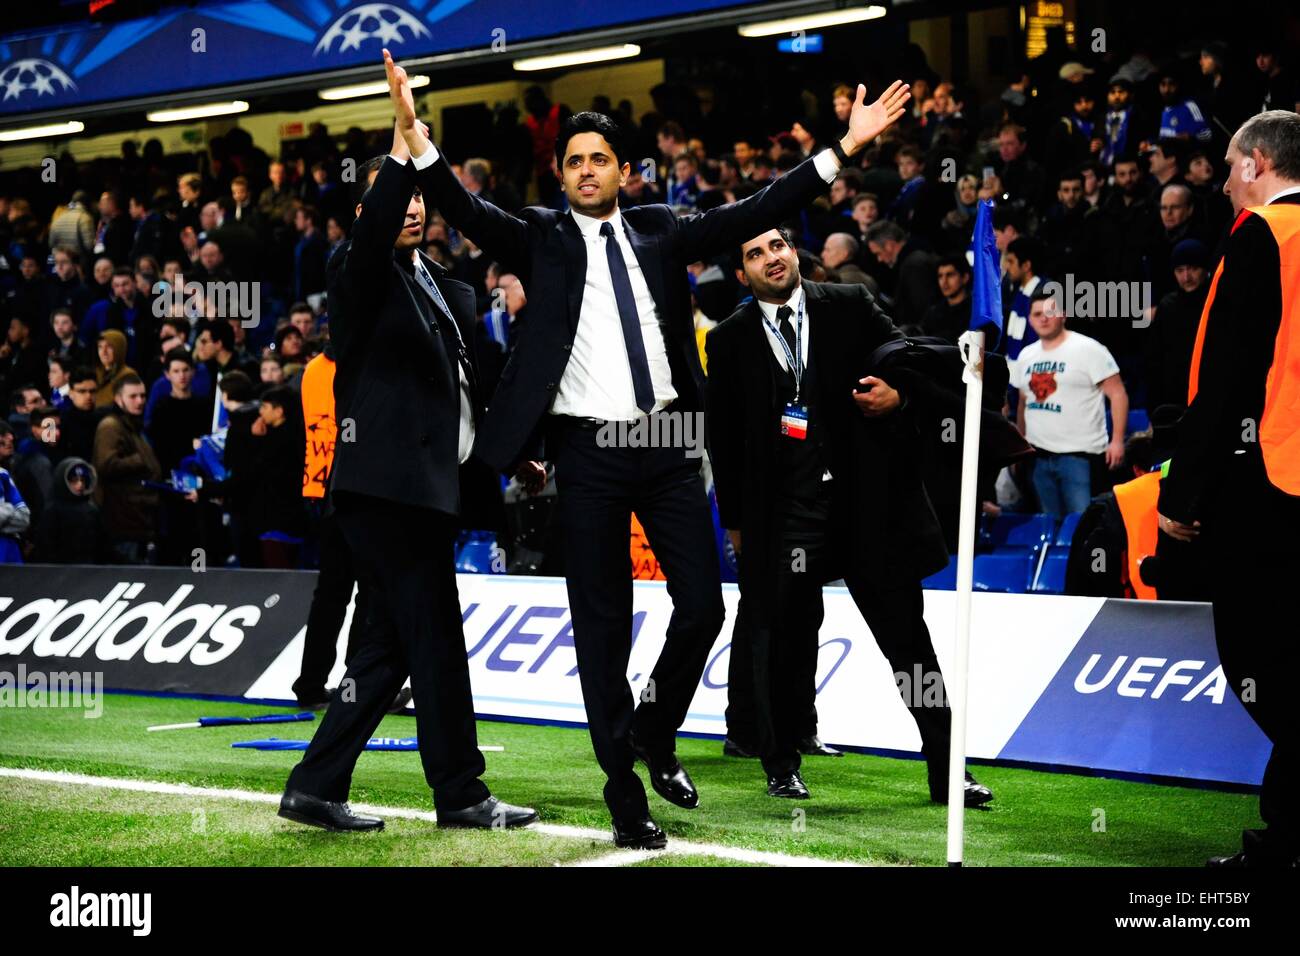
left=1113, top=470, right=1162, bottom=600
left=1187, top=202, right=1300, bottom=495
left=301, top=354, right=336, bottom=499
left=630, top=513, right=665, bottom=580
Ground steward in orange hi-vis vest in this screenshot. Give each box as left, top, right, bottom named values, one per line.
left=300, top=352, right=337, bottom=499
left=1158, top=109, right=1300, bottom=867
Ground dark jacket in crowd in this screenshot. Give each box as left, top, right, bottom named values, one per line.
left=147, top=393, right=211, bottom=474
left=91, top=405, right=160, bottom=542
left=34, top=457, right=106, bottom=564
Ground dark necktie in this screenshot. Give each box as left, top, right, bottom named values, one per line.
left=776, top=304, right=797, bottom=357
left=600, top=220, right=655, bottom=414
left=776, top=304, right=800, bottom=386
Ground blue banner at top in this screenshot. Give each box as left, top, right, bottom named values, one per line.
left=0, top=0, right=743, bottom=118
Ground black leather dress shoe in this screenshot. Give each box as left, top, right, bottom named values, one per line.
left=629, top=734, right=699, bottom=809
left=295, top=688, right=333, bottom=711
left=723, top=737, right=759, bottom=758
left=279, top=789, right=383, bottom=832
left=1207, top=850, right=1252, bottom=868
left=930, top=772, right=994, bottom=808
left=437, top=795, right=538, bottom=829
left=612, top=814, right=668, bottom=849
left=766, top=771, right=810, bottom=799
left=387, top=686, right=413, bottom=714
left=798, top=735, right=843, bottom=757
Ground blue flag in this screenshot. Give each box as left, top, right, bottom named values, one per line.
left=968, top=199, right=1003, bottom=347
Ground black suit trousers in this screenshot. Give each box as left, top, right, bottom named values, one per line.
left=292, top=506, right=371, bottom=702
left=1203, top=454, right=1299, bottom=859
left=285, top=492, right=489, bottom=812
left=745, top=504, right=953, bottom=790
left=549, top=417, right=725, bottom=819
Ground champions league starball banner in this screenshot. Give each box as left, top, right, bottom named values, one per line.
left=0, top=0, right=742, bottom=118
left=0, top=565, right=1271, bottom=786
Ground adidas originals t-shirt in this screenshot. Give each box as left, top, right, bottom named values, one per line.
left=1015, top=331, right=1120, bottom=455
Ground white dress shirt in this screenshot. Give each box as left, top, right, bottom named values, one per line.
left=757, top=284, right=810, bottom=378
left=408, top=140, right=844, bottom=421
left=383, top=153, right=475, bottom=462
left=553, top=205, right=676, bottom=420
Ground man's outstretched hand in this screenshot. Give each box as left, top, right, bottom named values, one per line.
left=842, top=80, right=911, bottom=155
left=384, top=48, right=417, bottom=132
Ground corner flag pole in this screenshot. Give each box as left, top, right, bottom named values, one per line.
left=948, top=200, right=1003, bottom=867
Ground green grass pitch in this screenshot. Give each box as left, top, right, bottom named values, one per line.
left=0, top=693, right=1260, bottom=867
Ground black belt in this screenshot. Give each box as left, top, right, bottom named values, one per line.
left=554, top=400, right=681, bottom=432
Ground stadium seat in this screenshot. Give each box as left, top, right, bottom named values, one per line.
left=455, top=530, right=503, bottom=574
left=1053, top=512, right=1082, bottom=547
left=1033, top=552, right=1071, bottom=593
left=973, top=552, right=1037, bottom=592
left=978, top=512, right=1055, bottom=552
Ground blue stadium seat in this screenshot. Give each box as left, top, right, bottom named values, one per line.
left=455, top=531, right=503, bottom=574
left=1053, top=512, right=1082, bottom=547
left=922, top=557, right=957, bottom=590
left=973, top=552, right=1037, bottom=592
left=1033, top=552, right=1070, bottom=593
left=978, top=512, right=1055, bottom=552
left=1127, top=408, right=1150, bottom=435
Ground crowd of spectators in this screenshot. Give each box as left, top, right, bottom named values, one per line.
left=0, top=35, right=1295, bottom=576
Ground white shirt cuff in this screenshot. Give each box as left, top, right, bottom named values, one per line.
left=386, top=143, right=440, bottom=169
left=412, top=142, right=440, bottom=169
left=813, top=147, right=841, bottom=183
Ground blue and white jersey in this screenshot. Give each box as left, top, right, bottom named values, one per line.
left=1159, top=100, right=1211, bottom=142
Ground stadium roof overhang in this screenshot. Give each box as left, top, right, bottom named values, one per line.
left=0, top=0, right=899, bottom=135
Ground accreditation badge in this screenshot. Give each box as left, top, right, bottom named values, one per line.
left=780, top=403, right=809, bottom=440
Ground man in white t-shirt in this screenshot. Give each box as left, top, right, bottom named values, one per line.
left=1015, top=289, right=1128, bottom=514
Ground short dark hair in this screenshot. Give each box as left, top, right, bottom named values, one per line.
left=260, top=385, right=295, bottom=412
left=198, top=318, right=235, bottom=353
left=31, top=406, right=59, bottom=427
left=865, top=220, right=907, bottom=245
left=735, top=225, right=796, bottom=267
left=70, top=366, right=97, bottom=387
left=163, top=347, right=193, bottom=369
left=1058, top=167, right=1084, bottom=186
left=1029, top=287, right=1064, bottom=312
left=937, top=253, right=971, bottom=277
left=658, top=121, right=686, bottom=143
left=288, top=300, right=314, bottom=318
left=1007, top=236, right=1044, bottom=271
left=113, top=373, right=145, bottom=395
left=160, top=316, right=190, bottom=338
left=218, top=370, right=255, bottom=402
left=48, top=354, right=74, bottom=374
left=49, top=306, right=75, bottom=326
left=555, top=112, right=629, bottom=170
left=354, top=155, right=386, bottom=204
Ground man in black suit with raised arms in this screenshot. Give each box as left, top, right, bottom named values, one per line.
left=385, top=50, right=909, bottom=847
left=278, top=111, right=536, bottom=833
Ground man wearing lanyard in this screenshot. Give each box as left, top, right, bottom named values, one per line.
left=384, top=50, right=914, bottom=846
left=707, top=227, right=994, bottom=806
left=279, top=116, right=535, bottom=834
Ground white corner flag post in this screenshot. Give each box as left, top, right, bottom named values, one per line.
left=948, top=197, right=1002, bottom=867
left=947, top=327, right=986, bottom=867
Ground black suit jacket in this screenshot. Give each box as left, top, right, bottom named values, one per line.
left=705, top=281, right=948, bottom=626
left=328, top=156, right=481, bottom=516
left=416, top=152, right=833, bottom=472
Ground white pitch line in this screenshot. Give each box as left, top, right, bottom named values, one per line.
left=0, top=767, right=864, bottom=867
